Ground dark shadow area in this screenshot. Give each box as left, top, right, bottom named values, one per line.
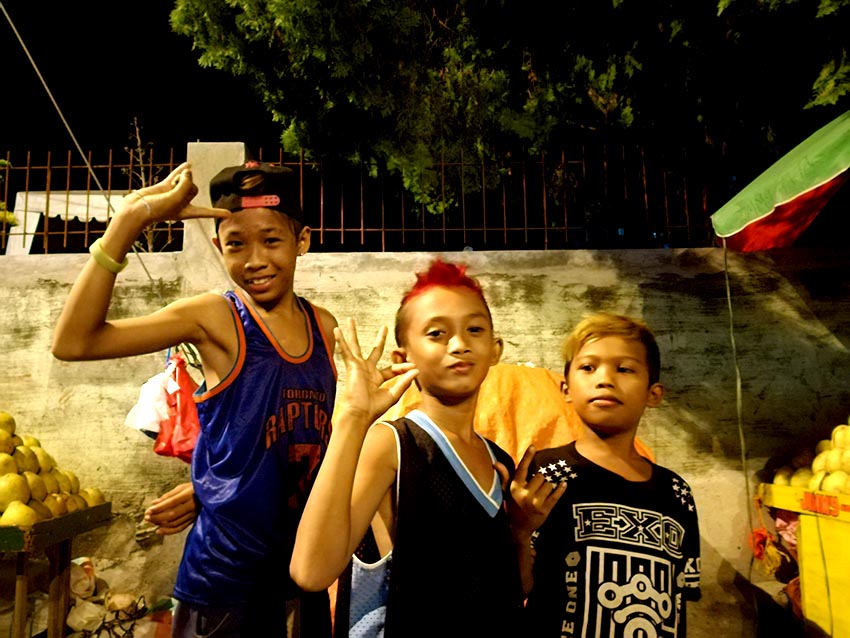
left=733, top=571, right=826, bottom=638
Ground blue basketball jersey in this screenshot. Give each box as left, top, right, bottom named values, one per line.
left=173, top=290, right=336, bottom=607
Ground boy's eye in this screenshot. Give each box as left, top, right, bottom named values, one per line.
left=426, top=329, right=445, bottom=338
left=578, top=364, right=594, bottom=372
left=467, top=326, right=485, bottom=334
left=618, top=366, right=635, bottom=373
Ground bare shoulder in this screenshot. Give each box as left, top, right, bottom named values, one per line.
left=361, top=421, right=399, bottom=473
left=158, top=292, right=235, bottom=348
left=164, top=292, right=231, bottom=328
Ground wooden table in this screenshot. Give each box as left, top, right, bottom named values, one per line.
left=0, top=503, right=112, bottom=638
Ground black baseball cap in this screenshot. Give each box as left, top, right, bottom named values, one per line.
left=209, top=161, right=304, bottom=224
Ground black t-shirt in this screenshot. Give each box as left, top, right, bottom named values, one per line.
left=525, top=442, right=701, bottom=638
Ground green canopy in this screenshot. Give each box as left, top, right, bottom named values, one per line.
left=711, top=110, right=850, bottom=251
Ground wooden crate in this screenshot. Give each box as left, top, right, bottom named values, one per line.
left=759, top=484, right=850, bottom=637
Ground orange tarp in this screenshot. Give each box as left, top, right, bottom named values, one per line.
left=379, top=362, right=654, bottom=463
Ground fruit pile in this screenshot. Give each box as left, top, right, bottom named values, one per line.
left=0, top=409, right=106, bottom=527
left=772, top=422, right=850, bottom=494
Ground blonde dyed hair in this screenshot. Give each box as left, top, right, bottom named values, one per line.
left=562, top=313, right=661, bottom=385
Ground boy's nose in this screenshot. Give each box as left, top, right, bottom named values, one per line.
left=244, top=245, right=267, bottom=268
left=448, top=334, right=470, bottom=354
left=595, top=367, right=614, bottom=386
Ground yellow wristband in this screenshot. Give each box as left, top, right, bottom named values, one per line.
left=89, top=238, right=129, bottom=274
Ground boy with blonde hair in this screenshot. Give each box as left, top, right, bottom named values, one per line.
left=523, top=312, right=701, bottom=637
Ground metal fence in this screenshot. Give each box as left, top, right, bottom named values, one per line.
left=0, top=141, right=724, bottom=255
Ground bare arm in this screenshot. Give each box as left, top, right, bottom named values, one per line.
left=51, top=162, right=231, bottom=361
left=144, top=482, right=197, bottom=535
left=290, top=319, right=418, bottom=591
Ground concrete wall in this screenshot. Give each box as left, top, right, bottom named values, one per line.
left=2, top=143, right=849, bottom=636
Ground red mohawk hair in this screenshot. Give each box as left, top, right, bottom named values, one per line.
left=400, top=258, right=484, bottom=306
left=394, top=258, right=490, bottom=346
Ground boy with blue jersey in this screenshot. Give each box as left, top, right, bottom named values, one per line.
left=53, top=160, right=338, bottom=638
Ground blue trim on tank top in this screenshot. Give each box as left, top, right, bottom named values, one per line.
left=404, top=409, right=503, bottom=517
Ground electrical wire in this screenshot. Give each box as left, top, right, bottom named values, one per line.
left=721, top=238, right=767, bottom=630
left=1, top=1, right=201, bottom=371
left=1, top=2, right=113, bottom=213
left=722, top=239, right=755, bottom=545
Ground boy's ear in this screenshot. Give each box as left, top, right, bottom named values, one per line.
left=561, top=379, right=573, bottom=404
left=646, top=382, right=664, bottom=408
left=211, top=236, right=222, bottom=253
left=297, top=226, right=312, bottom=257
left=391, top=348, right=408, bottom=365
left=490, top=337, right=504, bottom=366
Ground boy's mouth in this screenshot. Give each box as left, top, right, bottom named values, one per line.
left=246, top=275, right=274, bottom=286
left=589, top=395, right=621, bottom=406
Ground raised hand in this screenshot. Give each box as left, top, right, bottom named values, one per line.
left=334, top=318, right=418, bottom=426
left=505, top=446, right=566, bottom=538
left=120, top=161, right=231, bottom=225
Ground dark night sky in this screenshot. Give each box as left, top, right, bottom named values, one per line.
left=0, top=0, right=282, bottom=161
left=2, top=1, right=847, bottom=247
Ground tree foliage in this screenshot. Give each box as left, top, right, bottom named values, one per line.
left=171, top=0, right=849, bottom=210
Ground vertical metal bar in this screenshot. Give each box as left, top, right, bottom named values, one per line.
left=299, top=149, right=306, bottom=237
left=682, top=161, right=691, bottom=243
left=682, top=148, right=691, bottom=244
left=0, top=152, right=8, bottom=251
left=478, top=152, right=485, bottom=246
left=380, top=179, right=386, bottom=252
left=602, top=141, right=608, bottom=204
left=521, top=159, right=528, bottom=244
left=319, top=168, right=326, bottom=246
left=399, top=185, right=405, bottom=247
left=83, top=151, right=93, bottom=246
left=663, top=168, right=671, bottom=236
left=581, top=143, right=588, bottom=244
left=104, top=147, right=114, bottom=216
left=640, top=145, right=649, bottom=220
left=40, top=151, right=51, bottom=254
left=359, top=167, right=365, bottom=246
left=420, top=168, right=426, bottom=245
left=561, top=150, right=569, bottom=244
left=501, top=169, right=508, bottom=246
left=23, top=152, right=33, bottom=254
left=62, top=150, right=73, bottom=250
left=440, top=149, right=448, bottom=245
left=540, top=150, right=548, bottom=249
left=340, top=181, right=345, bottom=246
left=621, top=143, right=628, bottom=201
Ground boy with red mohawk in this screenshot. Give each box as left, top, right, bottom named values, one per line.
left=291, top=258, right=562, bottom=637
